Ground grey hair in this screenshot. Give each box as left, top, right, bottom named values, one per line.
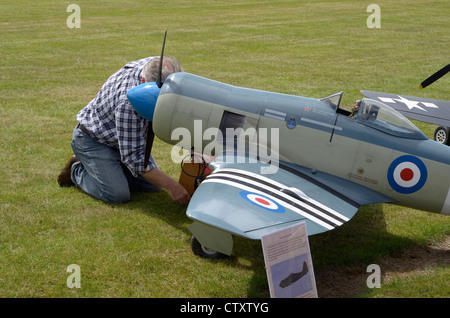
left=141, top=56, right=182, bottom=83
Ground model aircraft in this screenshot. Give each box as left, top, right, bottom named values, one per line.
left=126, top=35, right=450, bottom=258
left=361, top=64, right=450, bottom=145
left=128, top=71, right=450, bottom=258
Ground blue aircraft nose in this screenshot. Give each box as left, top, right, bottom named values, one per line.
left=127, top=82, right=161, bottom=121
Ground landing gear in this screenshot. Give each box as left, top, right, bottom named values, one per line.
left=434, top=126, right=450, bottom=145
left=191, top=236, right=228, bottom=259
left=188, top=221, right=233, bottom=258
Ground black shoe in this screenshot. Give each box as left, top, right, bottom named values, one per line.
left=57, top=155, right=79, bottom=187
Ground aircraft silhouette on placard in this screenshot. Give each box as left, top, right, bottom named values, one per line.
left=279, top=261, right=309, bottom=289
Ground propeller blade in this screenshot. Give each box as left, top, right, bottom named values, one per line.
left=156, top=27, right=168, bottom=88
left=420, top=64, right=449, bottom=89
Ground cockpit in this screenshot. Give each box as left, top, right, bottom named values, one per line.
left=320, top=92, right=427, bottom=140
left=354, top=99, right=427, bottom=139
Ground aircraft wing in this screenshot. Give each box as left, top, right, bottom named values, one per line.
left=361, top=90, right=450, bottom=127
left=186, top=154, right=393, bottom=240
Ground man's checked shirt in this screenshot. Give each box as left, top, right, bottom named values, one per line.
left=76, top=57, right=157, bottom=177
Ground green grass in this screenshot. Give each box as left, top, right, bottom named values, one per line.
left=0, top=0, right=449, bottom=298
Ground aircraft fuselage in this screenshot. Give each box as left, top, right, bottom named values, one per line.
left=152, top=72, right=450, bottom=215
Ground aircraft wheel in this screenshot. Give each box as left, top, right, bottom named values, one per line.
left=434, top=127, right=450, bottom=145
left=190, top=236, right=228, bottom=259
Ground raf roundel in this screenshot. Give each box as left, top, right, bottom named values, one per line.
left=387, top=155, right=427, bottom=194
left=239, top=191, right=285, bottom=213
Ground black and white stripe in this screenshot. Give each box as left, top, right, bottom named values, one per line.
left=203, top=168, right=350, bottom=231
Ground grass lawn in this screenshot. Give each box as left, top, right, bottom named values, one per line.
left=0, top=0, right=448, bottom=299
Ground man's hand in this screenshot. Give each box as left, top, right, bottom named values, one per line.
left=141, top=168, right=190, bottom=205
left=166, top=181, right=191, bottom=205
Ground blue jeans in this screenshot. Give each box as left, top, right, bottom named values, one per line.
left=70, top=126, right=161, bottom=203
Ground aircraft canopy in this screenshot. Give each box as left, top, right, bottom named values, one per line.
left=356, top=99, right=427, bottom=140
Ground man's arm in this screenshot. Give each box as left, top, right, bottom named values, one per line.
left=141, top=168, right=190, bottom=205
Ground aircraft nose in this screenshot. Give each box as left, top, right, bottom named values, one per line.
left=127, top=82, right=161, bottom=121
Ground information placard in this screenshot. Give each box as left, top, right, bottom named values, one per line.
left=261, top=222, right=317, bottom=298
